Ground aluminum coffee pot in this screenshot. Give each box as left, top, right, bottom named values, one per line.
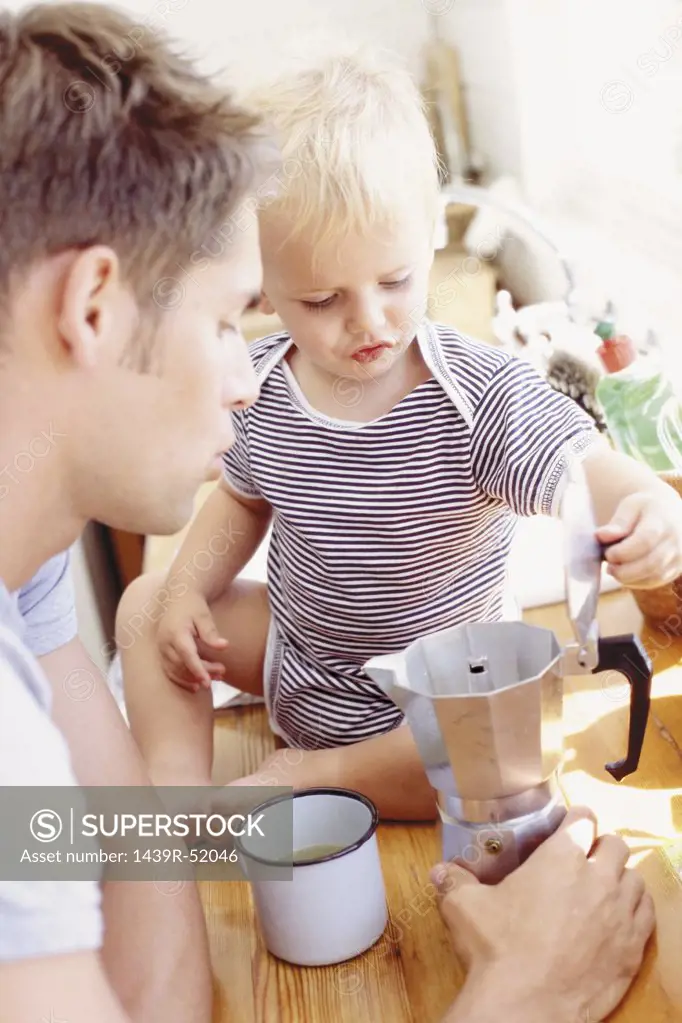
left=364, top=455, right=652, bottom=883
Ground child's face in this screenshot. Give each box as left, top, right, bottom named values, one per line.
left=260, top=208, right=434, bottom=378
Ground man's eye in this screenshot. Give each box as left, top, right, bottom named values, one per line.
left=302, top=296, right=335, bottom=310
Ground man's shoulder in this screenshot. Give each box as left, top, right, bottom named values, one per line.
left=0, top=584, right=54, bottom=724
left=14, top=550, right=78, bottom=658
left=0, top=589, right=103, bottom=962
left=0, top=637, right=104, bottom=960
left=0, top=607, right=67, bottom=781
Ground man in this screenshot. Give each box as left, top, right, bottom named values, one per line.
left=0, top=3, right=269, bottom=1020
left=0, top=4, right=654, bottom=1022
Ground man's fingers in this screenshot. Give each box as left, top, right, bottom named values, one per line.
left=588, top=833, right=631, bottom=878
left=431, top=860, right=480, bottom=896
left=550, top=806, right=598, bottom=857
left=633, top=891, right=656, bottom=945
left=620, top=868, right=646, bottom=915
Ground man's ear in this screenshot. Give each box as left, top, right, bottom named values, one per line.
left=57, top=247, right=124, bottom=367
left=259, top=291, right=276, bottom=316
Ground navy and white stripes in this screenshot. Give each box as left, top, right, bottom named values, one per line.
left=223, top=321, right=598, bottom=749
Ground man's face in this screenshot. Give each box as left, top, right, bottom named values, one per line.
left=53, top=218, right=262, bottom=536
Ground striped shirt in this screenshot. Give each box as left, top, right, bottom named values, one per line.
left=223, top=320, right=598, bottom=750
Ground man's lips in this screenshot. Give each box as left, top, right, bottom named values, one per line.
left=207, top=446, right=230, bottom=477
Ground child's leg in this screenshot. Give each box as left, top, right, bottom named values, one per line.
left=117, top=572, right=270, bottom=787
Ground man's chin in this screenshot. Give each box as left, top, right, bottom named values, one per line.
left=155, top=501, right=196, bottom=537
left=205, top=458, right=223, bottom=482
left=129, top=494, right=195, bottom=539
left=95, top=476, right=204, bottom=538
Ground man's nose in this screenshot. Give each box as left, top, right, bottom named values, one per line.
left=223, top=338, right=259, bottom=411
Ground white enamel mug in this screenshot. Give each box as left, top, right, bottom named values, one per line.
left=236, top=787, right=388, bottom=967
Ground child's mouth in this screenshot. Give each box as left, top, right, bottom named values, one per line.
left=352, top=343, right=391, bottom=364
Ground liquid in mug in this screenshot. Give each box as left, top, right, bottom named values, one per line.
left=291, top=843, right=346, bottom=862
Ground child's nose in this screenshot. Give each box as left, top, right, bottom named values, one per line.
left=348, top=296, right=388, bottom=337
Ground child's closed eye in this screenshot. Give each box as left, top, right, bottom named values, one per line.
left=302, top=295, right=336, bottom=311
left=301, top=275, right=412, bottom=310
left=380, top=274, right=412, bottom=290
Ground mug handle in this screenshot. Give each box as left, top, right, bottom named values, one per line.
left=592, top=634, right=652, bottom=782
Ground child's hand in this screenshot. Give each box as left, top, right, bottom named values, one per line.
left=596, top=490, right=682, bottom=589
left=156, top=591, right=229, bottom=692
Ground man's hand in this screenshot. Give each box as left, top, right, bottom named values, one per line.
left=433, top=808, right=655, bottom=1023
left=597, top=489, right=682, bottom=589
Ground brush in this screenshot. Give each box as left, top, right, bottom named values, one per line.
left=545, top=345, right=608, bottom=433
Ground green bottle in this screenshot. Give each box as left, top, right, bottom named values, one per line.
left=657, top=378, right=682, bottom=472
left=595, top=327, right=678, bottom=471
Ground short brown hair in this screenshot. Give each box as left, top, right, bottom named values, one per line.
left=0, top=2, right=276, bottom=311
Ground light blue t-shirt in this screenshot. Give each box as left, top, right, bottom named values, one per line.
left=0, top=551, right=103, bottom=961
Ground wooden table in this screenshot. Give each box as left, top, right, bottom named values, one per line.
left=202, top=589, right=682, bottom=1022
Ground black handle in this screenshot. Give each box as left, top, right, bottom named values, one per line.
left=593, top=634, right=652, bottom=781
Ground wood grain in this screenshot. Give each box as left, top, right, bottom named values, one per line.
left=202, top=589, right=682, bottom=1022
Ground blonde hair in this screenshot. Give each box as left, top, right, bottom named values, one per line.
left=240, top=42, right=442, bottom=249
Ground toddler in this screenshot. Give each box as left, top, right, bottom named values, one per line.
left=119, top=46, right=682, bottom=819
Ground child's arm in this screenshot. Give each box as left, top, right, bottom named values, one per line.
left=468, top=355, right=682, bottom=591
left=119, top=480, right=271, bottom=787
left=166, top=477, right=271, bottom=605
left=583, top=446, right=682, bottom=589
left=583, top=445, right=678, bottom=523
left=156, top=478, right=272, bottom=689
